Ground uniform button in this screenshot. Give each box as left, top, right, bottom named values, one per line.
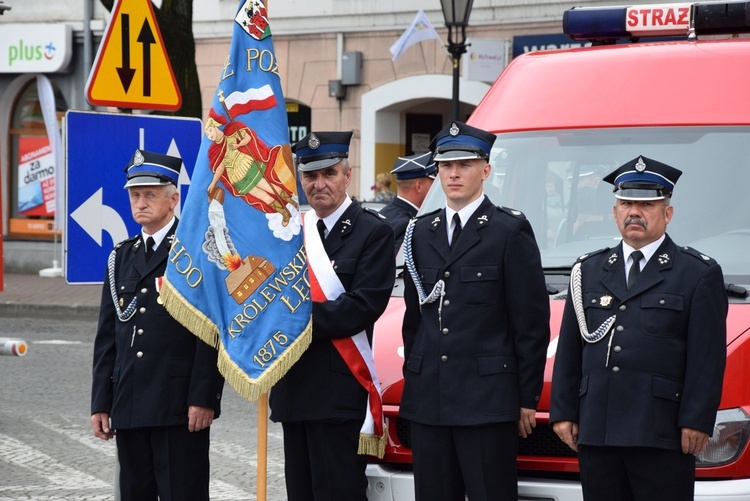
left=616, top=325, right=624, bottom=332
left=136, top=351, right=144, bottom=358
left=440, top=355, right=448, bottom=362
left=139, top=307, right=146, bottom=314
left=141, top=287, right=148, bottom=294
left=660, top=299, right=666, bottom=305
left=137, top=329, right=144, bottom=335
left=216, top=393, right=222, bottom=400
left=612, top=366, right=620, bottom=373
left=613, top=346, right=621, bottom=353
left=619, top=304, right=627, bottom=311
left=476, top=272, right=482, bottom=278
left=591, top=299, right=597, bottom=304
left=444, top=271, right=451, bottom=278
left=333, top=264, right=338, bottom=270
left=443, top=300, right=450, bottom=307
left=120, top=285, right=125, bottom=291
left=441, top=328, right=449, bottom=335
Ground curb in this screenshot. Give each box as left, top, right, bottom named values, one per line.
left=0, top=302, right=99, bottom=320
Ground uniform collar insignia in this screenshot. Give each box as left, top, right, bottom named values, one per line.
left=607, top=252, right=618, bottom=265
left=477, top=214, right=489, bottom=226
left=341, top=219, right=351, bottom=226
left=430, top=216, right=441, bottom=229
left=657, top=253, right=670, bottom=265
left=134, top=239, right=142, bottom=249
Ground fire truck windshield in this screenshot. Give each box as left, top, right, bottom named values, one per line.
left=419, top=126, right=750, bottom=284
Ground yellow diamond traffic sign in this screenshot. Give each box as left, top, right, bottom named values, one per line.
left=86, top=0, right=181, bottom=111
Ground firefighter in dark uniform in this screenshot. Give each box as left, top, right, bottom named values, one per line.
left=270, top=132, right=395, bottom=500
left=380, top=151, right=436, bottom=252
left=400, top=121, right=550, bottom=501
left=90, top=150, right=224, bottom=501
left=551, top=156, right=728, bottom=501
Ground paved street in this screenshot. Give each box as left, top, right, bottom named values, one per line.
left=0, top=313, right=288, bottom=500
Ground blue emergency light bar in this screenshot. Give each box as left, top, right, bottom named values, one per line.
left=563, top=1, right=750, bottom=41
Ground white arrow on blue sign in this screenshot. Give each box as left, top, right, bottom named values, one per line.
left=65, top=110, right=202, bottom=284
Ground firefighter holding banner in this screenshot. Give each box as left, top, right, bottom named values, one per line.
left=269, top=131, right=395, bottom=500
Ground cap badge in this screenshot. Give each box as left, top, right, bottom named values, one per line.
left=309, top=133, right=320, bottom=150
left=449, top=123, right=460, bottom=136
left=600, top=295, right=613, bottom=307
left=133, top=150, right=145, bottom=166
left=635, top=156, right=646, bottom=172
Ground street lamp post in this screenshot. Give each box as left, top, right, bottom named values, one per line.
left=440, top=0, right=474, bottom=122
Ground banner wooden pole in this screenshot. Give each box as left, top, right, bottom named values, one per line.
left=257, top=392, right=268, bottom=501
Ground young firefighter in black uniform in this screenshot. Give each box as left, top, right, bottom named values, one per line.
left=270, top=132, right=395, bottom=500
left=401, top=121, right=550, bottom=501
left=91, top=150, right=224, bottom=501
left=551, top=156, right=727, bottom=501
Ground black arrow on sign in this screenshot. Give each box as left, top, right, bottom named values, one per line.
left=137, top=20, right=156, bottom=97
left=116, top=13, right=136, bottom=93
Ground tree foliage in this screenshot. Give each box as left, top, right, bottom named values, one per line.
left=99, top=0, right=201, bottom=119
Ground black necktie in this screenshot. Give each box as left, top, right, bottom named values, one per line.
left=145, top=236, right=155, bottom=262
left=627, top=250, right=643, bottom=289
left=317, top=219, right=327, bottom=241
left=450, top=213, right=462, bottom=249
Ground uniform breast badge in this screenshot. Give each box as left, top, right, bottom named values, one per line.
left=600, top=295, right=613, bottom=307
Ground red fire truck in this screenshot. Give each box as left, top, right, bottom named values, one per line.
left=366, top=2, right=750, bottom=499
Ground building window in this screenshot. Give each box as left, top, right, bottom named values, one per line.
left=8, top=80, right=67, bottom=240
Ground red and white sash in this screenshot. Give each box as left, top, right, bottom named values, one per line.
left=303, top=210, right=386, bottom=458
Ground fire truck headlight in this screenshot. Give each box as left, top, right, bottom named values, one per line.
left=696, top=408, right=750, bottom=467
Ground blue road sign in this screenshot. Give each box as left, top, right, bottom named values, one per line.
left=65, top=111, right=202, bottom=284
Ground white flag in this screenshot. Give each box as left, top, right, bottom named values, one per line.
left=389, top=10, right=442, bottom=62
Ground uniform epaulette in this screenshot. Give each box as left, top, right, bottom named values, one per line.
left=679, top=246, right=717, bottom=266
left=363, top=206, right=387, bottom=220
left=115, top=235, right=139, bottom=250
left=575, top=247, right=610, bottom=263
left=498, top=206, right=526, bottom=219
left=415, top=208, right=441, bottom=220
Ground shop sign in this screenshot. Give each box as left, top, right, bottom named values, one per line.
left=0, top=24, right=73, bottom=73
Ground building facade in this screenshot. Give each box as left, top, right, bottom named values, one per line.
left=0, top=0, right=604, bottom=273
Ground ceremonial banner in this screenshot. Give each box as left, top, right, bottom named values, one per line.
left=162, top=0, right=311, bottom=401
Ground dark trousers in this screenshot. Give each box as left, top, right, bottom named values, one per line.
left=411, top=421, right=519, bottom=501
left=282, top=419, right=368, bottom=501
left=116, top=425, right=210, bottom=501
left=578, top=445, right=696, bottom=501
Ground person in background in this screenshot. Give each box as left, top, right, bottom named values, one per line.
left=270, top=131, right=395, bottom=500
left=373, top=171, right=396, bottom=202
left=380, top=151, right=436, bottom=252
left=400, top=121, right=550, bottom=501
left=551, top=155, right=727, bottom=501
left=91, top=149, right=224, bottom=501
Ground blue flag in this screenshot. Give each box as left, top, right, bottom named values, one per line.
left=163, top=0, right=311, bottom=402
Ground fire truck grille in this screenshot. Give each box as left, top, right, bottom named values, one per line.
left=395, top=419, right=578, bottom=458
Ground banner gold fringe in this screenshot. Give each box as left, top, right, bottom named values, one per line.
left=161, top=277, right=313, bottom=403
left=358, top=424, right=387, bottom=459
left=217, top=320, right=312, bottom=402
left=161, top=279, right=220, bottom=348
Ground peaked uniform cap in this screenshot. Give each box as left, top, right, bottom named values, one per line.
left=603, top=155, right=683, bottom=200
left=390, top=152, right=437, bottom=180
left=123, top=149, right=182, bottom=188
left=431, top=121, right=496, bottom=161
left=293, top=131, right=353, bottom=172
